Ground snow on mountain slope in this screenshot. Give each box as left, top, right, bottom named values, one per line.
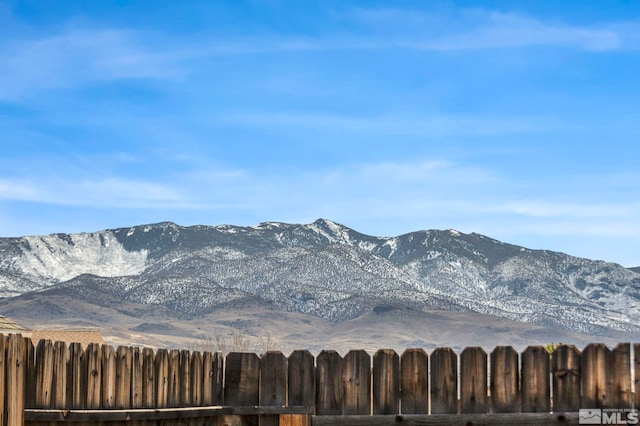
left=1, top=219, right=639, bottom=339
left=3, top=232, right=148, bottom=284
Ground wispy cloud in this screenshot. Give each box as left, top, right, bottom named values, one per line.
left=421, top=11, right=621, bottom=51
left=210, top=111, right=564, bottom=136
left=0, top=28, right=186, bottom=100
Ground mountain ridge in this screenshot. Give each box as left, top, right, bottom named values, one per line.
left=1, top=219, right=639, bottom=350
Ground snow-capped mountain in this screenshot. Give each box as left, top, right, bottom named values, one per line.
left=1, top=219, right=639, bottom=340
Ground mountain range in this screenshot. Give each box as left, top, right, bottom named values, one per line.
left=1, top=219, right=638, bottom=352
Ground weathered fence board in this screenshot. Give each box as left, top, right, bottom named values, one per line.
left=155, top=349, right=169, bottom=409
left=521, top=346, right=549, bottom=413
left=34, top=340, right=54, bottom=409
left=551, top=344, right=580, bottom=412
left=634, top=343, right=640, bottom=410
left=102, top=344, right=117, bottom=409
left=288, top=350, right=314, bottom=410
left=83, top=343, right=101, bottom=410
left=260, top=351, right=287, bottom=426
left=0, top=336, right=6, bottom=426
left=315, top=350, right=343, bottom=416
left=53, top=341, right=68, bottom=410
left=581, top=343, right=610, bottom=408
left=400, top=348, right=428, bottom=415
left=430, top=347, right=457, bottom=414
left=7, top=334, right=26, bottom=426
left=68, top=343, right=83, bottom=409
left=460, top=347, right=487, bottom=414
left=373, top=349, right=399, bottom=415
left=609, top=343, right=631, bottom=408
left=223, top=352, right=260, bottom=426
left=490, top=346, right=519, bottom=413
left=343, top=350, right=371, bottom=416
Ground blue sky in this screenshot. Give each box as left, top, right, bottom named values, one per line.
left=1, top=1, right=639, bottom=266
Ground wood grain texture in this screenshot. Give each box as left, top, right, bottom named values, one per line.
left=373, top=349, right=399, bottom=415
left=315, top=350, right=343, bottom=416
left=460, top=347, right=487, bottom=414
left=551, top=344, right=580, bottom=412
left=430, top=348, right=457, bottom=414
left=490, top=346, right=519, bottom=413
left=400, top=348, right=428, bottom=415
left=521, top=346, right=549, bottom=413
left=343, top=350, right=371, bottom=415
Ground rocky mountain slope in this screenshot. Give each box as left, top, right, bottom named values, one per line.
left=1, top=219, right=639, bottom=349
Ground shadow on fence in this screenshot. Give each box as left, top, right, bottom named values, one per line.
left=1, top=333, right=639, bottom=425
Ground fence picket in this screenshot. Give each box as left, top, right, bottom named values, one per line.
left=202, top=351, right=223, bottom=406
left=315, top=350, right=343, bottom=415
left=224, top=352, right=260, bottom=426
left=431, top=347, right=457, bottom=414
left=610, top=343, right=632, bottom=408
left=490, top=346, right=519, bottom=413
left=179, top=350, right=192, bottom=406
left=460, top=347, right=487, bottom=414
left=52, top=341, right=68, bottom=410
left=521, top=346, right=550, bottom=413
left=0, top=335, right=6, bottom=426
left=6, top=334, right=26, bottom=426
left=288, top=350, right=315, bottom=410
left=551, top=344, right=580, bottom=412
left=190, top=351, right=203, bottom=407
left=155, top=349, right=169, bottom=409
left=400, top=348, right=428, bottom=414
left=68, top=342, right=84, bottom=409
left=260, top=351, right=287, bottom=426
left=581, top=343, right=611, bottom=408
left=634, top=343, right=640, bottom=410
left=343, top=350, right=371, bottom=415
left=373, top=349, right=399, bottom=415
left=84, top=343, right=102, bottom=409
left=34, top=339, right=54, bottom=408
left=115, top=346, right=132, bottom=409
left=101, top=345, right=117, bottom=409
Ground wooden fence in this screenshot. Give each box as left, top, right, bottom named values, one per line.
left=1, top=333, right=639, bottom=425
